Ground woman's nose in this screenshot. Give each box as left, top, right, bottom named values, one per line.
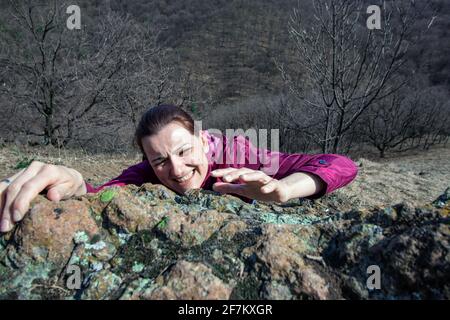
left=169, top=156, right=185, bottom=177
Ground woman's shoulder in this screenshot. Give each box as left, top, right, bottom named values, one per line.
left=204, top=130, right=262, bottom=170
left=121, top=159, right=157, bottom=181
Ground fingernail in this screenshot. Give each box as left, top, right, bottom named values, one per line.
left=1, top=220, right=11, bottom=232
left=13, top=210, right=22, bottom=222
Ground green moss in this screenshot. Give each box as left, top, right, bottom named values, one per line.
left=1, top=263, right=55, bottom=299
left=100, top=189, right=117, bottom=203
left=14, top=157, right=34, bottom=170
left=111, top=230, right=178, bottom=279
left=155, top=216, right=169, bottom=230
left=260, top=212, right=324, bottom=225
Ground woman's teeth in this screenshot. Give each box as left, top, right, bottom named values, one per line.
left=175, top=170, right=194, bottom=183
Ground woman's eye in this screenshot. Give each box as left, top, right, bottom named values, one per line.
left=179, top=148, right=191, bottom=156
left=156, top=159, right=167, bottom=167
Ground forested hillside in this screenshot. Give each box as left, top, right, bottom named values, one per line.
left=107, top=0, right=450, bottom=101
left=0, top=0, right=449, bottom=154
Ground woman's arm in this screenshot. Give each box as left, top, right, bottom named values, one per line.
left=85, top=160, right=158, bottom=193
left=212, top=168, right=326, bottom=203
left=279, top=172, right=326, bottom=200
left=270, top=152, right=359, bottom=199
left=211, top=135, right=358, bottom=202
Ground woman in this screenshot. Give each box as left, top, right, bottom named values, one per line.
left=0, top=104, right=358, bottom=233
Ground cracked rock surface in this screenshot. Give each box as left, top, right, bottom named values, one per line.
left=0, top=184, right=449, bottom=300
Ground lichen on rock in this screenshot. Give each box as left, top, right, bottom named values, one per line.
left=0, top=183, right=449, bottom=300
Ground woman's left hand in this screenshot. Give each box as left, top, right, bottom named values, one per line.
left=211, top=168, right=290, bottom=203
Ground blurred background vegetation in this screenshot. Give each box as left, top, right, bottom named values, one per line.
left=0, top=0, right=449, bottom=157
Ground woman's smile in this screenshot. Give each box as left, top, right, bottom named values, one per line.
left=173, top=169, right=195, bottom=183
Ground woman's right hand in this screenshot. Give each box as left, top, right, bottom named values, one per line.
left=0, top=161, right=87, bottom=233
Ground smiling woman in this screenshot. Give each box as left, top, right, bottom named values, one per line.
left=86, top=104, right=358, bottom=203
left=0, top=104, right=358, bottom=233
left=140, top=119, right=210, bottom=195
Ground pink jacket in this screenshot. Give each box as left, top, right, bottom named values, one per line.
left=85, top=131, right=358, bottom=200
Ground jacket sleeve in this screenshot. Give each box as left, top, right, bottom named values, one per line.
left=223, top=135, right=358, bottom=199
left=85, top=160, right=159, bottom=193
left=270, top=152, right=358, bottom=199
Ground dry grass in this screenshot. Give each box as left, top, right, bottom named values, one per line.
left=0, top=144, right=142, bottom=186
left=334, top=144, right=450, bottom=208
left=0, top=143, right=448, bottom=209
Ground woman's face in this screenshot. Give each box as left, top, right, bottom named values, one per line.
left=141, top=122, right=210, bottom=194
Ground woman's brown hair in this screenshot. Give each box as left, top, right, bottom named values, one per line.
left=134, top=104, right=195, bottom=159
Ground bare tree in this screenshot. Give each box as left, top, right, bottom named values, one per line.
left=404, top=86, right=450, bottom=151
left=0, top=0, right=164, bottom=148
left=360, top=79, right=450, bottom=158
left=363, top=87, right=420, bottom=158
left=278, top=0, right=426, bottom=153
